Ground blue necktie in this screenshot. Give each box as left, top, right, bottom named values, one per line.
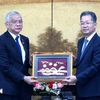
left=80, top=39, right=88, bottom=59
left=15, top=36, right=22, bottom=57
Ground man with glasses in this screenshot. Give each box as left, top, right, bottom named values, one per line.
left=63, top=11, right=100, bottom=100
left=0, top=11, right=38, bottom=100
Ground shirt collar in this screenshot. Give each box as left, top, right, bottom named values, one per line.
left=8, top=31, right=20, bottom=40
left=86, top=32, right=96, bottom=42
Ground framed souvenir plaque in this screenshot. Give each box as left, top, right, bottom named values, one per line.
left=32, top=52, right=73, bottom=82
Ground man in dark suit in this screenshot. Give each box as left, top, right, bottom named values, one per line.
left=63, top=11, right=100, bottom=100
left=0, top=11, right=38, bottom=100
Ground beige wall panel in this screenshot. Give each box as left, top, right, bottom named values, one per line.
left=0, top=0, right=100, bottom=5
left=0, top=2, right=100, bottom=45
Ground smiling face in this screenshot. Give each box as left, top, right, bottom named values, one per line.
left=80, top=15, right=97, bottom=37
left=5, top=13, right=23, bottom=35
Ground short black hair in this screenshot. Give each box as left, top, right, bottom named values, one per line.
left=80, top=11, right=97, bottom=23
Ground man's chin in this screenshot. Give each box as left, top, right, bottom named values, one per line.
left=83, top=32, right=89, bottom=35
left=15, top=30, right=22, bottom=33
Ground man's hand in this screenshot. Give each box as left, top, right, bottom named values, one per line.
left=62, top=75, right=77, bottom=84
left=23, top=76, right=38, bottom=85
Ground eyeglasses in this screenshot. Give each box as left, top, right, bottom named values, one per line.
left=9, top=19, right=22, bottom=24
left=80, top=21, right=95, bottom=26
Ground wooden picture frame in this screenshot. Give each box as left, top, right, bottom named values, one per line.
left=32, top=52, right=73, bottom=82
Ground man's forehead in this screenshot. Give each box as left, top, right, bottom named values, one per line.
left=81, top=15, right=92, bottom=21
left=10, top=14, right=22, bottom=19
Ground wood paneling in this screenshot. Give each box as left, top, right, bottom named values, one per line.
left=0, top=0, right=100, bottom=5
left=54, top=0, right=100, bottom=2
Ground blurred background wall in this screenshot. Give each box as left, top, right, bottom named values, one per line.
left=0, top=0, right=100, bottom=54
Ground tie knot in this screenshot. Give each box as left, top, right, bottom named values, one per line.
left=15, top=36, right=19, bottom=41
left=84, top=39, right=88, bottom=44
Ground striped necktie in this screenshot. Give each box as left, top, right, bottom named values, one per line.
left=80, top=39, right=88, bottom=59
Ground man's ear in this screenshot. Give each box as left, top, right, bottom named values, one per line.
left=5, top=22, right=8, bottom=28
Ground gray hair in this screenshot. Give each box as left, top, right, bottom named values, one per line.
left=5, top=11, right=21, bottom=22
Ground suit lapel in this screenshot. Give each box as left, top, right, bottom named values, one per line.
left=20, top=35, right=28, bottom=61
left=77, top=33, right=98, bottom=64
left=5, top=31, right=23, bottom=62
left=77, top=38, right=84, bottom=64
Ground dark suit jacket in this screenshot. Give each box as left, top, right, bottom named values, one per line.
left=75, top=33, right=100, bottom=97
left=0, top=31, right=31, bottom=95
